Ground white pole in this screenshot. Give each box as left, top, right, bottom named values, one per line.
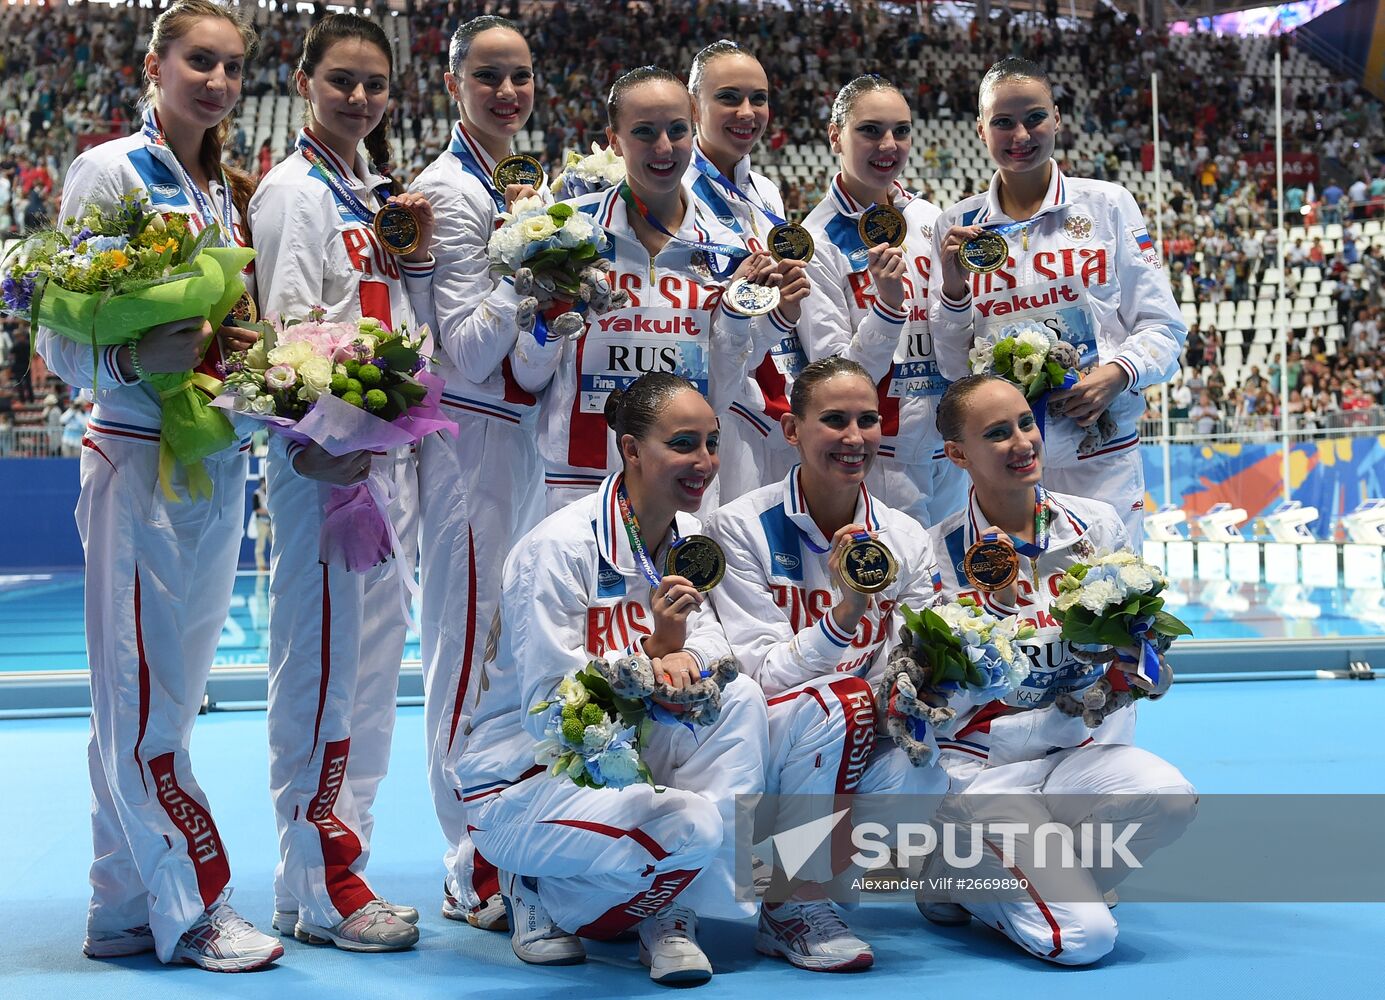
left=1153, top=71, right=1172, bottom=508
left=1275, top=51, right=1291, bottom=502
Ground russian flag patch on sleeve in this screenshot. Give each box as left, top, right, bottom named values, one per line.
left=1130, top=226, right=1161, bottom=267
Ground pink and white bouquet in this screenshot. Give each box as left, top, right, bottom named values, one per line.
left=214, top=311, right=456, bottom=571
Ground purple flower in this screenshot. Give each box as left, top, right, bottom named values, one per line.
left=371, top=358, right=388, bottom=371
left=69, top=227, right=94, bottom=249
left=2, top=273, right=36, bottom=312
left=410, top=357, right=426, bottom=374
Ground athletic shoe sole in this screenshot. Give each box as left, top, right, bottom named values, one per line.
left=294, top=921, right=418, bottom=953
left=83, top=940, right=156, bottom=959
left=173, top=942, right=284, bottom=972
left=753, top=934, right=874, bottom=972
left=639, top=942, right=713, bottom=985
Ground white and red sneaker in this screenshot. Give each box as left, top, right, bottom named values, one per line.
left=83, top=923, right=155, bottom=959
left=171, top=901, right=283, bottom=972
left=755, top=898, right=873, bottom=972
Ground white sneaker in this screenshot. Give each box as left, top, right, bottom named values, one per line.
left=295, top=899, right=420, bottom=952
left=499, top=871, right=586, bottom=966
left=277, top=900, right=418, bottom=933
left=638, top=904, right=712, bottom=985
left=171, top=901, right=284, bottom=972
left=83, top=923, right=155, bottom=958
left=755, top=898, right=873, bottom=972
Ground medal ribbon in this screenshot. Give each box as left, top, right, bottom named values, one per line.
left=296, top=133, right=390, bottom=225
left=449, top=123, right=505, bottom=214
left=980, top=218, right=1031, bottom=240
left=690, top=148, right=786, bottom=227
left=141, top=111, right=234, bottom=246
left=616, top=479, right=669, bottom=589
left=618, top=182, right=748, bottom=279
left=1005, top=485, right=1051, bottom=586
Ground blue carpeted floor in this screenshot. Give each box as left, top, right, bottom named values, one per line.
left=2, top=679, right=1383, bottom=999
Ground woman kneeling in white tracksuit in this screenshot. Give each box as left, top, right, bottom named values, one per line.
left=458, top=372, right=768, bottom=986
left=707, top=356, right=949, bottom=972
left=923, top=374, right=1197, bottom=965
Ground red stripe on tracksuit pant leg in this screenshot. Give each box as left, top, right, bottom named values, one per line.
left=540, top=818, right=672, bottom=862
left=307, top=738, right=376, bottom=920
left=146, top=753, right=231, bottom=909
left=132, top=569, right=151, bottom=796
left=445, top=528, right=478, bottom=754
left=469, top=845, right=499, bottom=904
left=827, top=676, right=876, bottom=874
left=984, top=837, right=1063, bottom=959
left=574, top=869, right=701, bottom=940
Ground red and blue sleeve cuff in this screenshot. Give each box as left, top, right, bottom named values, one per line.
left=870, top=299, right=908, bottom=324
left=818, top=611, right=857, bottom=649
left=103, top=345, right=140, bottom=386
left=1112, top=356, right=1139, bottom=392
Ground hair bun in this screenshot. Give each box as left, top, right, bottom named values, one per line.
left=603, top=387, right=626, bottom=430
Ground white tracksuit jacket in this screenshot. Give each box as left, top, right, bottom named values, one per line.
left=801, top=175, right=964, bottom=525
left=407, top=122, right=548, bottom=904
left=927, top=482, right=1196, bottom=965
left=508, top=180, right=777, bottom=511
left=248, top=127, right=434, bottom=928
left=930, top=163, right=1187, bottom=537
left=38, top=118, right=254, bottom=960
left=459, top=473, right=769, bottom=931
left=685, top=141, right=806, bottom=501
left=706, top=466, right=949, bottom=882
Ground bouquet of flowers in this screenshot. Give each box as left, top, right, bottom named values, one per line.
left=486, top=195, right=628, bottom=343
left=1, top=192, right=254, bottom=499
left=969, top=319, right=1116, bottom=452
left=214, top=312, right=456, bottom=571
left=549, top=142, right=626, bottom=200
left=528, top=654, right=738, bottom=790
left=1049, top=551, right=1192, bottom=724
left=875, top=598, right=1035, bottom=765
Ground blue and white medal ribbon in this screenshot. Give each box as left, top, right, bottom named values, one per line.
left=141, top=111, right=234, bottom=245
left=690, top=148, right=785, bottom=227
left=296, top=133, right=390, bottom=225
left=448, top=123, right=505, bottom=214
left=618, top=183, right=749, bottom=279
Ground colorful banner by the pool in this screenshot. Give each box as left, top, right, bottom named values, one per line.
left=1143, top=435, right=1385, bottom=539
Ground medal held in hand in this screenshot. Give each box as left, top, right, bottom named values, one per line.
left=768, top=222, right=815, bottom=263
left=841, top=533, right=898, bottom=594
left=664, top=535, right=726, bottom=593
left=492, top=154, right=545, bottom=191
left=229, top=290, right=258, bottom=325
left=373, top=203, right=421, bottom=256
left=958, top=231, right=1009, bottom=274
left=963, top=536, right=1020, bottom=592
left=857, top=205, right=906, bottom=249
left=726, top=277, right=781, bottom=316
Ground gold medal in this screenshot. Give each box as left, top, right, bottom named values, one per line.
left=664, top=535, right=726, bottom=593
left=841, top=536, right=898, bottom=595
left=229, top=290, right=258, bottom=325
left=768, top=222, right=815, bottom=263
left=963, top=539, right=1020, bottom=592
left=958, top=231, right=1009, bottom=274
left=857, top=205, right=906, bottom=249
left=373, top=203, right=421, bottom=256
left=492, top=153, right=545, bottom=191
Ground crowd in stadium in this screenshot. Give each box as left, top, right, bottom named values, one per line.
left=3, top=0, right=1385, bottom=453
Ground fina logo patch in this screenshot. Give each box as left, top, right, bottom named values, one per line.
left=150, top=182, right=181, bottom=199
left=772, top=551, right=800, bottom=572
left=597, top=565, right=622, bottom=590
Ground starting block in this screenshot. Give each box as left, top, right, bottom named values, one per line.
left=1340, top=499, right=1385, bottom=544
left=1144, top=505, right=1189, bottom=542
left=1262, top=500, right=1320, bottom=543
left=1196, top=503, right=1249, bottom=541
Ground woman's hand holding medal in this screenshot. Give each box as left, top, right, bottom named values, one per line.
left=644, top=574, right=703, bottom=659
left=827, top=523, right=874, bottom=628
left=937, top=223, right=987, bottom=299
left=383, top=192, right=436, bottom=264
left=502, top=183, right=541, bottom=210
left=866, top=243, right=908, bottom=310
left=764, top=257, right=810, bottom=323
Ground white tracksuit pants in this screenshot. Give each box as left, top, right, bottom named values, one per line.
left=764, top=673, right=949, bottom=886
left=265, top=442, right=417, bottom=928
left=937, top=743, right=1197, bottom=966
left=470, top=674, right=768, bottom=935
left=417, top=413, right=541, bottom=905
left=77, top=435, right=247, bottom=962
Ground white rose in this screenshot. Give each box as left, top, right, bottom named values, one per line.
left=243, top=340, right=268, bottom=370
left=521, top=215, right=559, bottom=242
left=266, top=340, right=312, bottom=368
left=1077, top=578, right=1121, bottom=614
left=1118, top=563, right=1158, bottom=594
left=507, top=194, right=547, bottom=221
left=250, top=394, right=278, bottom=415
left=299, top=356, right=333, bottom=395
